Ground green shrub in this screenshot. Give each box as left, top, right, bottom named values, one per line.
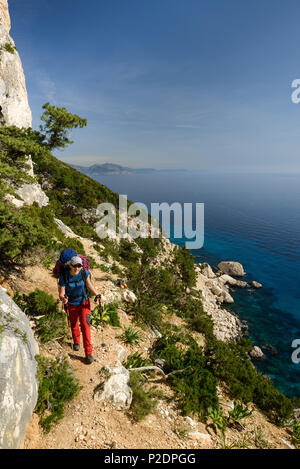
left=110, top=262, right=122, bottom=274
left=129, top=371, right=161, bottom=422
left=178, top=296, right=214, bottom=337
left=126, top=263, right=185, bottom=328
left=14, top=289, right=57, bottom=316
left=205, top=336, right=293, bottom=423
left=152, top=334, right=218, bottom=418
left=0, top=200, right=52, bottom=265
left=13, top=289, right=68, bottom=343
left=135, top=237, right=160, bottom=263
left=119, top=239, right=140, bottom=264
left=35, top=355, right=81, bottom=432
left=173, top=245, right=196, bottom=287
left=4, top=43, right=17, bottom=54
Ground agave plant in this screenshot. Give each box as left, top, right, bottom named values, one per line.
left=228, top=401, right=253, bottom=428
left=118, top=326, right=144, bottom=346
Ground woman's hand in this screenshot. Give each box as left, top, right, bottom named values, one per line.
left=60, top=296, right=68, bottom=305
left=95, top=294, right=104, bottom=306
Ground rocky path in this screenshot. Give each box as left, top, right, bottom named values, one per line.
left=24, top=312, right=212, bottom=450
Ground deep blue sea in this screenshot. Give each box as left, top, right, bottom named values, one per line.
left=96, top=171, right=300, bottom=398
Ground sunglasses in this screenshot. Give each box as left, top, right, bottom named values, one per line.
left=71, top=264, right=82, bottom=268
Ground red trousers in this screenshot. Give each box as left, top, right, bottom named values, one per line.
left=67, top=299, right=92, bottom=355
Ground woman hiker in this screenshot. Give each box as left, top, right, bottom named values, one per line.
left=58, top=255, right=104, bottom=364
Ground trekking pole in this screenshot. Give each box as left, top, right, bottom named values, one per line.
left=95, top=294, right=105, bottom=347
left=63, top=295, right=72, bottom=341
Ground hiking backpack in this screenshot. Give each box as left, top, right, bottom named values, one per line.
left=52, top=249, right=91, bottom=279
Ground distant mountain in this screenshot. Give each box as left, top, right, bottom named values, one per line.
left=70, top=163, right=188, bottom=177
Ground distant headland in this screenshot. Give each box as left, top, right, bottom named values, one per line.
left=70, top=163, right=189, bottom=176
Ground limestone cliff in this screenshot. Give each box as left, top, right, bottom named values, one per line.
left=0, top=0, right=48, bottom=207
left=0, top=0, right=32, bottom=127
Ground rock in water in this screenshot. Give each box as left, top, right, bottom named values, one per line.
left=0, top=286, right=39, bottom=449
left=249, top=345, right=264, bottom=360
left=249, top=281, right=262, bottom=289
left=218, top=261, right=245, bottom=277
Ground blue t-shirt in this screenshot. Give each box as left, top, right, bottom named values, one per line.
left=59, top=268, right=90, bottom=305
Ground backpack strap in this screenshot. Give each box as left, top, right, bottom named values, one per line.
left=62, top=266, right=69, bottom=286
left=81, top=269, right=88, bottom=297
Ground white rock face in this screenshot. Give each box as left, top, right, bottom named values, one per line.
left=3, top=193, right=24, bottom=208
left=195, top=263, right=216, bottom=279
left=0, top=1, right=32, bottom=128
left=0, top=286, right=39, bottom=449
left=15, top=183, right=49, bottom=208
left=54, top=218, right=78, bottom=238
left=0, top=1, right=49, bottom=208
left=195, top=271, right=242, bottom=341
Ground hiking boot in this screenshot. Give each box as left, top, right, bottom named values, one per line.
left=73, top=343, right=80, bottom=351
left=86, top=354, right=94, bottom=364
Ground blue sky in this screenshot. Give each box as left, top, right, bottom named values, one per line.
left=8, top=0, right=300, bottom=171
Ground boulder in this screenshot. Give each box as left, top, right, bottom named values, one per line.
left=218, top=261, right=245, bottom=277
left=293, top=409, right=300, bottom=422
left=219, top=274, right=247, bottom=288
left=249, top=281, right=262, bottom=289
left=0, top=286, right=39, bottom=449
left=94, top=365, right=132, bottom=410
left=249, top=346, right=264, bottom=360
left=94, top=345, right=132, bottom=410
left=15, top=183, right=49, bottom=208
left=205, top=280, right=234, bottom=304
left=122, top=289, right=137, bottom=303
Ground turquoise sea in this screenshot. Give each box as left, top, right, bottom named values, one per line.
left=95, top=171, right=300, bottom=398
